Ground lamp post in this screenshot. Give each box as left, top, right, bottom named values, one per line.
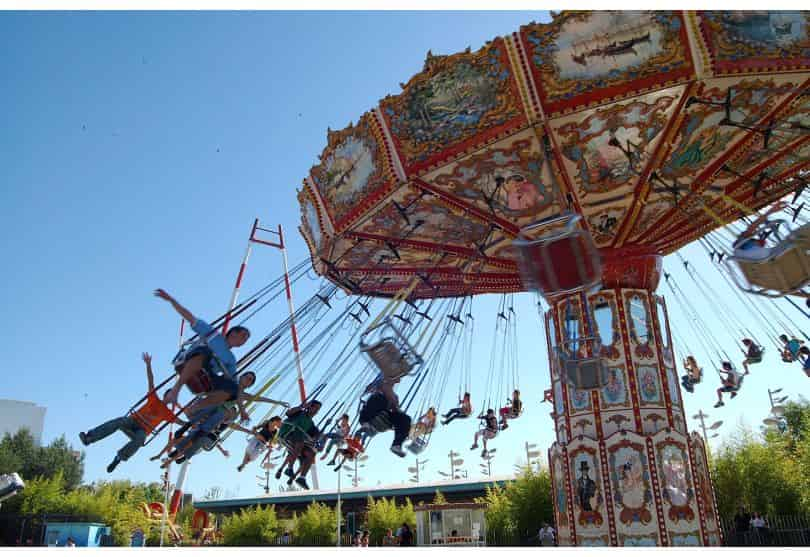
left=480, top=450, right=496, bottom=477
left=763, top=388, right=789, bottom=432
left=408, top=458, right=429, bottom=484
left=692, top=410, right=723, bottom=442
left=444, top=451, right=464, bottom=480
left=525, top=442, right=542, bottom=472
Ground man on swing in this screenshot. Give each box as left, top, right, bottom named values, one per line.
left=714, top=361, right=743, bottom=408
left=358, top=372, right=412, bottom=458
left=155, top=289, right=251, bottom=420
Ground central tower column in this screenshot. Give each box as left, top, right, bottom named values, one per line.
left=545, top=252, right=722, bottom=547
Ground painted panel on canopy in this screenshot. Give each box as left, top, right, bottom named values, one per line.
left=705, top=93, right=810, bottom=190
left=698, top=11, right=810, bottom=75
left=522, top=11, right=693, bottom=116
left=422, top=128, right=560, bottom=226
left=308, top=112, right=397, bottom=232
left=379, top=40, right=527, bottom=176
left=641, top=411, right=669, bottom=436
left=551, top=89, right=683, bottom=196
left=357, top=188, right=495, bottom=250
left=630, top=76, right=798, bottom=245
left=298, top=188, right=327, bottom=257
left=335, top=239, right=464, bottom=271
left=690, top=436, right=721, bottom=539
left=636, top=364, right=663, bottom=405
left=600, top=366, right=629, bottom=408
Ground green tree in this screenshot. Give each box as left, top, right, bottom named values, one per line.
left=712, top=424, right=805, bottom=518
left=0, top=429, right=84, bottom=490
left=291, top=502, right=336, bottom=545
left=365, top=496, right=415, bottom=546
left=220, top=505, right=280, bottom=546
left=476, top=484, right=514, bottom=543
left=432, top=490, right=447, bottom=505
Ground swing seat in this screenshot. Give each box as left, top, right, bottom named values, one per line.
left=0, top=473, right=24, bottom=503
left=172, top=344, right=215, bottom=394
left=557, top=343, right=610, bottom=391
left=360, top=318, right=423, bottom=380
left=362, top=412, right=393, bottom=434
left=513, top=213, right=602, bottom=298
left=728, top=222, right=810, bottom=297
left=407, top=437, right=428, bottom=455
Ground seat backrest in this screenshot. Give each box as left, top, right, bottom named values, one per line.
left=560, top=355, right=609, bottom=391
left=364, top=340, right=413, bottom=379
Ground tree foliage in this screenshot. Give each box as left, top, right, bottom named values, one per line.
left=291, top=502, right=336, bottom=545
left=0, top=429, right=84, bottom=490
left=710, top=398, right=810, bottom=519
left=220, top=505, right=280, bottom=546
left=475, top=467, right=554, bottom=544
left=9, top=472, right=157, bottom=545
left=365, top=496, right=415, bottom=546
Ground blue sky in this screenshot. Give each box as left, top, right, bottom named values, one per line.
left=1, top=11, right=807, bottom=500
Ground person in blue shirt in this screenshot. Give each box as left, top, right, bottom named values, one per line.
left=779, top=334, right=803, bottom=362
left=155, top=289, right=251, bottom=414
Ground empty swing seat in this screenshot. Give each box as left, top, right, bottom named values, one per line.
left=557, top=338, right=610, bottom=391
left=360, top=318, right=423, bottom=380
left=728, top=222, right=810, bottom=297
left=513, top=213, right=602, bottom=297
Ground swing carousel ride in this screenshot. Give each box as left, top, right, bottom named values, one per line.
left=291, top=10, right=810, bottom=547
left=80, top=10, right=810, bottom=549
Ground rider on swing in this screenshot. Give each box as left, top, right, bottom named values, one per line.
left=470, top=409, right=499, bottom=458
left=741, top=338, right=763, bottom=374
left=155, top=289, right=251, bottom=421
left=498, top=390, right=522, bottom=429
left=681, top=355, right=702, bottom=393
left=441, top=393, right=472, bottom=425
left=80, top=353, right=181, bottom=473
left=358, top=373, right=412, bottom=458
left=779, top=334, right=803, bottom=362
left=714, top=361, right=743, bottom=408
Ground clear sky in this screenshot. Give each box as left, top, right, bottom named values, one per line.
left=2, top=11, right=807, bottom=501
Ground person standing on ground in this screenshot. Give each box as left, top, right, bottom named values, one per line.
left=398, top=523, right=413, bottom=546
left=538, top=522, right=555, bottom=546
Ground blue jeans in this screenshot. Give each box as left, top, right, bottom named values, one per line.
left=85, top=416, right=146, bottom=461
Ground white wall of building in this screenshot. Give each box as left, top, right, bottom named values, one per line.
left=0, top=400, right=47, bottom=446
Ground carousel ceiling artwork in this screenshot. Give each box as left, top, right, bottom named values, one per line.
left=298, top=10, right=810, bottom=300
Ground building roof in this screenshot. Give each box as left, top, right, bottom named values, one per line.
left=195, top=474, right=514, bottom=512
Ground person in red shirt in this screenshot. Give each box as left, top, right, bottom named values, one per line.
left=332, top=433, right=364, bottom=471
left=80, top=353, right=181, bottom=472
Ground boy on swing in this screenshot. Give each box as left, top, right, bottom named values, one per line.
left=237, top=416, right=282, bottom=472
left=80, top=353, right=181, bottom=472
left=714, top=361, right=743, bottom=408
left=741, top=338, right=763, bottom=374
left=441, top=392, right=472, bottom=425
left=779, top=334, right=803, bottom=362
left=470, top=408, right=498, bottom=457
left=155, top=289, right=251, bottom=420
left=681, top=356, right=702, bottom=393
left=332, top=432, right=364, bottom=472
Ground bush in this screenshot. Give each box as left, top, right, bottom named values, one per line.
left=476, top=467, right=554, bottom=544
left=365, top=496, right=415, bottom=546
left=291, top=502, right=336, bottom=545
left=220, top=505, right=280, bottom=546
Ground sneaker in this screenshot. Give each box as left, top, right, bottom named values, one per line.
left=730, top=391, right=738, bottom=399
left=295, top=477, right=310, bottom=490
left=286, top=477, right=294, bottom=486
left=275, top=468, right=284, bottom=480
left=500, top=423, right=509, bottom=430
left=470, top=444, right=478, bottom=451
left=481, top=449, right=488, bottom=458
left=440, top=420, right=449, bottom=426
left=284, top=467, right=295, bottom=479
left=237, top=464, right=244, bottom=472
left=390, top=444, right=406, bottom=458
left=106, top=457, right=121, bottom=473
left=79, top=432, right=89, bottom=446
left=714, top=401, right=724, bottom=408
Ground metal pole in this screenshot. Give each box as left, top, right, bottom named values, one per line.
left=159, top=319, right=185, bottom=547
left=336, top=467, right=342, bottom=547
left=277, top=224, right=319, bottom=490
left=222, top=219, right=257, bottom=334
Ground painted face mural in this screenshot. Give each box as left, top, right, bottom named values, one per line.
left=601, top=368, right=627, bottom=405
left=637, top=366, right=660, bottom=403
